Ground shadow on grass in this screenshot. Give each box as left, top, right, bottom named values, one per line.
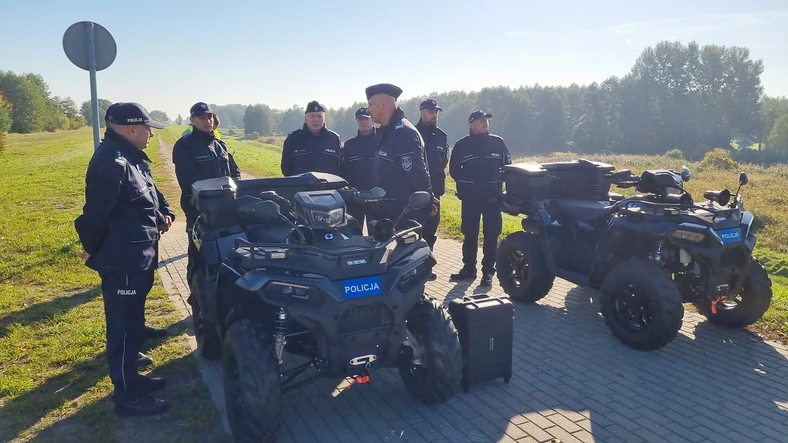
left=1, top=341, right=229, bottom=443
left=0, top=285, right=102, bottom=338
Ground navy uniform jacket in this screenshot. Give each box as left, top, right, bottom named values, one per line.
left=281, top=125, right=342, bottom=177
left=415, top=120, right=449, bottom=197
left=74, top=128, right=175, bottom=275
left=372, top=108, right=433, bottom=218
left=340, top=128, right=378, bottom=191
left=172, top=128, right=240, bottom=226
left=449, top=132, right=512, bottom=202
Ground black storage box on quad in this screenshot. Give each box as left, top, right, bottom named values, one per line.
left=542, top=159, right=615, bottom=200
left=448, top=293, right=514, bottom=392
left=503, top=162, right=551, bottom=200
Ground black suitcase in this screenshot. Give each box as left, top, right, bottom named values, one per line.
left=448, top=293, right=514, bottom=392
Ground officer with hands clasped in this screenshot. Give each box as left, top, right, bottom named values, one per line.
left=172, top=102, right=240, bottom=305
left=449, top=110, right=512, bottom=286
left=340, top=106, right=378, bottom=227
left=415, top=99, right=449, bottom=257
left=74, top=102, right=174, bottom=417
left=365, top=83, right=437, bottom=228
left=281, top=100, right=342, bottom=176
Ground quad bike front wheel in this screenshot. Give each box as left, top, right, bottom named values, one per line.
left=222, top=320, right=282, bottom=443
left=188, top=277, right=222, bottom=360
left=601, top=259, right=684, bottom=351
left=398, top=298, right=463, bottom=404
left=695, top=259, right=773, bottom=328
left=496, top=232, right=555, bottom=303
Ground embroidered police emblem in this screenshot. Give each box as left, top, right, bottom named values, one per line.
left=314, top=106, right=319, bottom=112
left=402, top=155, right=413, bottom=171
left=201, top=104, right=207, bottom=110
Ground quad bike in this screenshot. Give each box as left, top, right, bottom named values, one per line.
left=497, top=159, right=772, bottom=351
left=187, top=172, right=463, bottom=442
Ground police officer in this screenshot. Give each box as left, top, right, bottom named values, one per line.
left=448, top=110, right=512, bottom=286
left=74, top=102, right=174, bottom=416
left=365, top=83, right=437, bottom=228
left=103, top=103, right=170, bottom=358
left=172, top=102, right=240, bottom=307
left=415, top=98, right=449, bottom=252
left=181, top=113, right=221, bottom=139
left=340, top=107, right=378, bottom=226
left=280, top=101, right=342, bottom=176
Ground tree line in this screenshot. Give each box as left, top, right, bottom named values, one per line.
left=3, top=40, right=788, bottom=161
left=228, top=41, right=788, bottom=162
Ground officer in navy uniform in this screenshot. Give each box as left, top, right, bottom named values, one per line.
left=280, top=101, right=342, bottom=176
left=340, top=106, right=378, bottom=227
left=415, top=99, right=449, bottom=251
left=74, top=102, right=174, bottom=416
left=448, top=110, right=512, bottom=286
left=365, top=83, right=437, bottom=228
left=172, top=102, right=241, bottom=307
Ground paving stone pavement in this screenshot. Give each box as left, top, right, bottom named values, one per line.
left=154, top=137, right=788, bottom=443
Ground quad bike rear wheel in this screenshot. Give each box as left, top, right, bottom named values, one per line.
left=496, top=232, right=555, bottom=303
left=695, top=259, right=773, bottom=328
left=222, top=320, right=282, bottom=443
left=398, top=298, right=463, bottom=404
left=601, top=259, right=684, bottom=351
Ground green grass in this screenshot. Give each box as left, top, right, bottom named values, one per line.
left=0, top=128, right=224, bottom=442
left=178, top=129, right=788, bottom=341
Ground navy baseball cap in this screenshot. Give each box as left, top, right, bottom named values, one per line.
left=108, top=102, right=165, bottom=129
left=104, top=102, right=125, bottom=124
left=190, top=102, right=215, bottom=117
left=419, top=99, right=442, bottom=111
left=469, top=110, right=492, bottom=122
left=355, top=107, right=371, bottom=119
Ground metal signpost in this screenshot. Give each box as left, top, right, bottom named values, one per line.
left=62, top=21, right=117, bottom=150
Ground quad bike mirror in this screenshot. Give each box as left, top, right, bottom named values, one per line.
left=408, top=191, right=432, bottom=210
left=739, top=172, right=748, bottom=186
left=681, top=166, right=691, bottom=182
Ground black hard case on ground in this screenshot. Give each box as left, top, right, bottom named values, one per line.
left=448, top=293, right=514, bottom=392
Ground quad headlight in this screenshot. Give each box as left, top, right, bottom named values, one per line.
left=669, top=229, right=705, bottom=242
left=308, top=207, right=345, bottom=229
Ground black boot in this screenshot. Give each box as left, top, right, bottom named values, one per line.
left=136, top=352, right=153, bottom=369
left=480, top=273, right=493, bottom=287
left=114, top=394, right=170, bottom=417
left=137, top=375, right=166, bottom=392
left=449, top=267, right=476, bottom=282
left=143, top=325, right=168, bottom=340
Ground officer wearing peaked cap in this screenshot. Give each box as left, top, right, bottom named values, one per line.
left=74, top=102, right=175, bottom=417
left=281, top=100, right=342, bottom=177
left=365, top=83, right=437, bottom=228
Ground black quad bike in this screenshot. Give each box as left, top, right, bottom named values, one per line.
left=187, top=172, right=463, bottom=442
left=497, top=159, right=772, bottom=351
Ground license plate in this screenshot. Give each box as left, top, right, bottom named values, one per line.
left=717, top=227, right=741, bottom=244
left=343, top=276, right=383, bottom=299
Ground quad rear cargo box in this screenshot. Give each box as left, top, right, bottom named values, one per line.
left=504, top=159, right=614, bottom=201
left=191, top=172, right=349, bottom=228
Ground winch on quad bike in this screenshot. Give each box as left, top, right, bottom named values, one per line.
left=497, top=159, right=772, bottom=351
left=188, top=172, right=463, bottom=443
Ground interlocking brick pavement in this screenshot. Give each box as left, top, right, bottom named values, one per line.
left=154, top=136, right=788, bottom=442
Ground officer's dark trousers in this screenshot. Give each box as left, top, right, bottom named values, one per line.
left=423, top=197, right=440, bottom=250
left=347, top=202, right=366, bottom=231
left=460, top=199, right=502, bottom=274
left=101, top=270, right=155, bottom=402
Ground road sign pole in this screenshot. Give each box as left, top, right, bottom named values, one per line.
left=86, top=23, right=100, bottom=150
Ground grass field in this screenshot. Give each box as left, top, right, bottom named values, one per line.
left=0, top=128, right=225, bottom=442
left=161, top=125, right=788, bottom=342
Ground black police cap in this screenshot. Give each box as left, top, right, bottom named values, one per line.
left=354, top=107, right=371, bottom=119
left=104, top=102, right=125, bottom=124
left=305, top=101, right=326, bottom=113
left=419, top=98, right=442, bottom=111
left=190, top=102, right=215, bottom=117
left=108, top=102, right=165, bottom=129
left=365, top=83, right=403, bottom=100
left=468, top=110, right=492, bottom=122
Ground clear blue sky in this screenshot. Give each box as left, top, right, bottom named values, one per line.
left=2, top=0, right=787, bottom=119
